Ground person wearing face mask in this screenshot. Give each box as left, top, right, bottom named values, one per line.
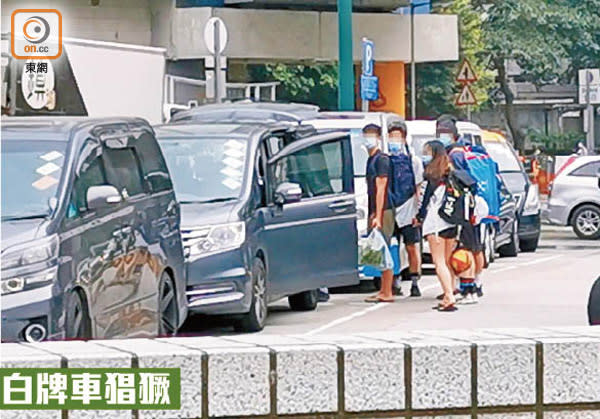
left=436, top=115, right=486, bottom=303
left=388, top=121, right=424, bottom=297
left=414, top=140, right=458, bottom=311
left=362, top=124, right=395, bottom=303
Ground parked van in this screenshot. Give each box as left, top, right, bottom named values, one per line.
left=155, top=122, right=359, bottom=332
left=1, top=117, right=187, bottom=342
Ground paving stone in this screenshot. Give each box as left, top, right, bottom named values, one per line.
left=96, top=338, right=203, bottom=419
left=1, top=343, right=62, bottom=419
left=476, top=339, right=536, bottom=407
left=411, top=340, right=472, bottom=409
left=541, top=337, right=600, bottom=404
left=275, top=344, right=338, bottom=414
left=342, top=342, right=406, bottom=412
left=205, top=346, right=270, bottom=417
left=28, top=341, right=132, bottom=419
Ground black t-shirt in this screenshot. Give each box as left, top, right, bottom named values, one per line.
left=366, top=151, right=391, bottom=216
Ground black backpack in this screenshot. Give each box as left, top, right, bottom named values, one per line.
left=438, top=170, right=476, bottom=226
left=388, top=147, right=416, bottom=208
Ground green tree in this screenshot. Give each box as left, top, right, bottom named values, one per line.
left=248, top=63, right=339, bottom=110
left=474, top=0, right=600, bottom=150
left=416, top=0, right=495, bottom=118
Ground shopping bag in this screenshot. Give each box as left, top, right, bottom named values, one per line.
left=358, top=229, right=394, bottom=271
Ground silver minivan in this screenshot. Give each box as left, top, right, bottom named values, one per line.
left=545, top=156, right=600, bottom=239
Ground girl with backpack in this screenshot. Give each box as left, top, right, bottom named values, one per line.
left=414, top=140, right=458, bottom=312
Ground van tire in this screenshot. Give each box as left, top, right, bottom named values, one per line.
left=288, top=290, right=318, bottom=311
left=235, top=258, right=268, bottom=333
left=588, top=277, right=600, bottom=325
left=65, top=290, right=92, bottom=340
left=520, top=236, right=539, bottom=253
left=499, top=219, right=519, bottom=257
left=158, top=271, right=179, bottom=337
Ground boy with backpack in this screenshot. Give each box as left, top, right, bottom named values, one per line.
left=436, top=115, right=501, bottom=303
left=387, top=121, right=424, bottom=297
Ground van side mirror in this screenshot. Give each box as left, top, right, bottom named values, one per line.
left=87, top=185, right=122, bottom=211
left=274, top=182, right=302, bottom=205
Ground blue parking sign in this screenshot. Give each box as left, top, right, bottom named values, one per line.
left=360, top=75, right=379, bottom=101
left=362, top=38, right=374, bottom=77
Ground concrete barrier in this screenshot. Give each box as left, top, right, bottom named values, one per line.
left=1, top=327, right=600, bottom=418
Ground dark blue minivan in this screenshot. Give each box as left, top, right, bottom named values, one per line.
left=1, top=118, right=187, bottom=342
left=155, top=122, right=359, bottom=332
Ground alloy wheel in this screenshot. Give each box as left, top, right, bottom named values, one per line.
left=253, top=264, right=268, bottom=326
left=576, top=210, right=600, bottom=236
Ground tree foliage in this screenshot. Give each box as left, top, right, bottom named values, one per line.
left=416, top=0, right=495, bottom=118
left=248, top=63, right=339, bottom=110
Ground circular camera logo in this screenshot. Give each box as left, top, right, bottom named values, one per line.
left=23, top=16, right=51, bottom=44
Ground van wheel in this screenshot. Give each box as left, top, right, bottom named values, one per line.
left=288, top=290, right=318, bottom=311
left=158, top=272, right=179, bottom=337
left=572, top=205, right=600, bottom=240
left=499, top=219, right=519, bottom=257
left=235, top=258, right=268, bottom=333
left=65, top=290, right=92, bottom=340
left=520, top=236, right=540, bottom=253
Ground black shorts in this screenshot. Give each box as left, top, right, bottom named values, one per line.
left=439, top=226, right=458, bottom=239
left=395, top=224, right=421, bottom=245
left=460, top=224, right=484, bottom=252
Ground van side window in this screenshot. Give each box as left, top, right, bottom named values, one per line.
left=70, top=155, right=107, bottom=218
left=135, top=132, right=173, bottom=193
left=270, top=141, right=343, bottom=199
left=103, top=148, right=144, bottom=198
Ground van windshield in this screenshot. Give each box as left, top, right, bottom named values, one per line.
left=1, top=140, right=67, bottom=220
left=159, top=137, right=248, bottom=203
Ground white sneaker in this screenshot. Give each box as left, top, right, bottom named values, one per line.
left=459, top=293, right=472, bottom=305
left=470, top=292, right=479, bottom=304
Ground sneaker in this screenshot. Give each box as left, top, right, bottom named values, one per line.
left=392, top=285, right=403, bottom=296
left=458, top=293, right=471, bottom=305
left=476, top=286, right=483, bottom=298
left=470, top=292, right=479, bottom=304
left=317, top=289, right=330, bottom=303
left=410, top=284, right=422, bottom=297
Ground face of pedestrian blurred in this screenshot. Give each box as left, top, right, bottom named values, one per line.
left=362, top=130, right=381, bottom=152
left=436, top=129, right=455, bottom=147
left=388, top=129, right=406, bottom=144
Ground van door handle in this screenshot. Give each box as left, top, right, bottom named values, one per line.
left=121, top=226, right=133, bottom=236
left=328, top=200, right=354, bottom=212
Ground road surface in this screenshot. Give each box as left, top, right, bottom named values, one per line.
left=180, top=225, right=600, bottom=336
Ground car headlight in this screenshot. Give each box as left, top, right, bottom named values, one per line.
left=522, top=184, right=541, bottom=216
left=185, top=222, right=245, bottom=259
left=1, top=266, right=57, bottom=295
left=1, top=235, right=58, bottom=271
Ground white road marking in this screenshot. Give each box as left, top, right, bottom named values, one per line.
left=305, top=283, right=439, bottom=336
left=517, top=255, right=563, bottom=266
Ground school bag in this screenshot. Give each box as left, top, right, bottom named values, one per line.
left=388, top=148, right=416, bottom=208
left=462, top=149, right=501, bottom=223
left=438, top=169, right=476, bottom=226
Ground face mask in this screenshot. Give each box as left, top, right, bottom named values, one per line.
left=388, top=143, right=402, bottom=155
left=438, top=134, right=453, bottom=148
left=364, top=136, right=378, bottom=150
left=422, top=155, right=433, bottom=166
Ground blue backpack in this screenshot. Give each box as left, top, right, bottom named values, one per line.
left=463, top=150, right=501, bottom=223
left=388, top=151, right=416, bottom=208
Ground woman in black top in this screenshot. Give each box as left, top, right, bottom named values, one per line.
left=414, top=141, right=458, bottom=311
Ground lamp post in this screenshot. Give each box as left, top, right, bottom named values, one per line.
left=337, top=0, right=355, bottom=111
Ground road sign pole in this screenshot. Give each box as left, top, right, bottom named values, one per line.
left=214, top=20, right=222, bottom=103
left=337, top=0, right=355, bottom=111
left=586, top=70, right=595, bottom=153
left=467, top=105, right=471, bottom=121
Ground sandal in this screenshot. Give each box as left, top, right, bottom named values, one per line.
left=436, top=289, right=461, bottom=300
left=436, top=302, right=458, bottom=312
left=365, top=295, right=395, bottom=303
